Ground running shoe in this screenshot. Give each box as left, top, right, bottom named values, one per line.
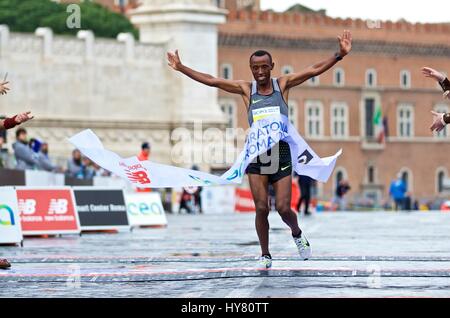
left=293, top=232, right=312, bottom=260
left=259, top=255, right=272, bottom=269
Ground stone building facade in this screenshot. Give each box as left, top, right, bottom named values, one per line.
left=217, top=9, right=450, bottom=203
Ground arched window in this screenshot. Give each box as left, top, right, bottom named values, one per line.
left=308, top=75, right=320, bottom=86
left=368, top=165, right=375, bottom=184
left=281, top=65, right=294, bottom=75
left=220, top=101, right=237, bottom=128
left=288, top=101, right=298, bottom=128
left=334, top=68, right=345, bottom=87
left=437, top=168, right=447, bottom=194
left=334, top=167, right=348, bottom=192
left=220, top=63, right=233, bottom=80
left=365, top=69, right=377, bottom=88
left=399, top=168, right=413, bottom=192
left=400, top=70, right=411, bottom=89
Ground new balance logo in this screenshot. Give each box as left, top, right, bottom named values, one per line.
left=48, top=199, right=68, bottom=214
left=126, top=170, right=151, bottom=185
left=18, top=199, right=36, bottom=215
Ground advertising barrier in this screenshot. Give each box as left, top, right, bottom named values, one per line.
left=125, top=192, right=167, bottom=227
left=235, top=187, right=256, bottom=213
left=201, top=186, right=236, bottom=214
left=73, top=187, right=130, bottom=231
left=0, top=187, right=23, bottom=245
left=16, top=187, right=80, bottom=236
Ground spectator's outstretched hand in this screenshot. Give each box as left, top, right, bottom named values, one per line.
left=0, top=81, right=9, bottom=95
left=15, top=111, right=34, bottom=124
left=430, top=110, right=446, bottom=133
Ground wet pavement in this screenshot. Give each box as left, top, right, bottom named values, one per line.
left=1, top=211, right=450, bottom=298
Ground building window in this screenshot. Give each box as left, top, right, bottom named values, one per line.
left=333, top=68, right=345, bottom=87
left=114, top=0, right=129, bottom=6
left=331, top=102, right=348, bottom=138
left=221, top=64, right=233, bottom=80
left=434, top=104, right=449, bottom=139
left=281, top=65, right=294, bottom=75
left=305, top=101, right=323, bottom=138
left=397, top=104, right=414, bottom=138
left=437, top=168, right=447, bottom=194
left=288, top=101, right=298, bottom=128
left=215, top=0, right=225, bottom=7
left=308, top=76, right=319, bottom=86
left=334, top=167, right=347, bottom=190
left=364, top=98, right=375, bottom=139
left=400, top=168, right=413, bottom=192
left=365, top=69, right=377, bottom=88
left=367, top=165, right=375, bottom=184
left=220, top=102, right=236, bottom=128
left=400, top=70, right=411, bottom=89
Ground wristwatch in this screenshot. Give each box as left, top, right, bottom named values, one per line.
left=442, top=113, right=450, bottom=125
left=335, top=52, right=343, bottom=61
left=439, top=78, right=450, bottom=92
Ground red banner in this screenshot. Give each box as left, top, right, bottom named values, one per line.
left=16, top=188, right=80, bottom=235
left=291, top=180, right=300, bottom=212
left=235, top=188, right=255, bottom=213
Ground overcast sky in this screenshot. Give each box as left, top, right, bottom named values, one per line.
left=260, top=0, right=450, bottom=24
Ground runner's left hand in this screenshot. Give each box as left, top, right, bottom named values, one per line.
left=337, top=30, right=352, bottom=57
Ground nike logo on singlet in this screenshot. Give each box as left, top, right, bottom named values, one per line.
left=252, top=99, right=263, bottom=104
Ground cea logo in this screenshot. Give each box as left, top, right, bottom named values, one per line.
left=0, top=205, right=15, bottom=226
left=128, top=202, right=163, bottom=216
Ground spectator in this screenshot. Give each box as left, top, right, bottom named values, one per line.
left=0, top=136, right=7, bottom=168
left=92, top=162, right=110, bottom=177
left=67, top=149, right=83, bottom=178
left=13, top=128, right=39, bottom=170
left=81, top=157, right=95, bottom=179
left=334, top=180, right=351, bottom=211
left=137, top=142, right=151, bottom=192
left=191, top=165, right=203, bottom=213
left=296, top=174, right=314, bottom=216
left=404, top=192, right=412, bottom=211
left=138, top=141, right=151, bottom=161
left=37, top=142, right=60, bottom=172
left=389, top=173, right=407, bottom=211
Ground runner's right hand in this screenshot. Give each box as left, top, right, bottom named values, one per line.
left=167, top=50, right=183, bottom=71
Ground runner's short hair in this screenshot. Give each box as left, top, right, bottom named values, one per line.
left=249, top=50, right=273, bottom=64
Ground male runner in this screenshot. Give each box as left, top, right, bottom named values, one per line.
left=421, top=67, right=450, bottom=132
left=0, top=78, right=33, bottom=270
left=167, top=30, right=352, bottom=268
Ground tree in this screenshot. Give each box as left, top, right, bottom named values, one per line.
left=0, top=0, right=138, bottom=39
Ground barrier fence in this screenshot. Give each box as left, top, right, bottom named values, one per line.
left=0, top=186, right=169, bottom=245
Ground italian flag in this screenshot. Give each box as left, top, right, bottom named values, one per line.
left=374, top=104, right=385, bottom=143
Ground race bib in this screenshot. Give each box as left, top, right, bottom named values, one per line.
left=252, top=106, right=280, bottom=122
